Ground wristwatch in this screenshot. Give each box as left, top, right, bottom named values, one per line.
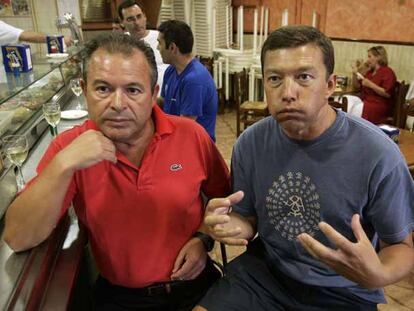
left=193, top=231, right=215, bottom=252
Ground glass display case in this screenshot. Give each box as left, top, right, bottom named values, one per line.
left=0, top=49, right=82, bottom=174
left=0, top=52, right=82, bottom=138
left=0, top=47, right=88, bottom=311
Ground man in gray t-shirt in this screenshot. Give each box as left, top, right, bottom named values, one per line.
left=195, top=26, right=414, bottom=311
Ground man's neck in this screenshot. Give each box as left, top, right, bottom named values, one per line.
left=133, top=29, right=150, bottom=40
left=174, top=54, right=193, bottom=75
left=114, top=118, right=155, bottom=167
left=141, top=29, right=150, bottom=39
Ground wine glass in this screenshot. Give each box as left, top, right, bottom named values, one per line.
left=2, top=135, right=29, bottom=190
left=43, top=101, right=61, bottom=137
left=70, top=78, right=83, bottom=110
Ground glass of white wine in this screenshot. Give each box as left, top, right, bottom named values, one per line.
left=70, top=78, right=83, bottom=110
left=2, top=135, right=29, bottom=190
left=43, top=101, right=61, bottom=137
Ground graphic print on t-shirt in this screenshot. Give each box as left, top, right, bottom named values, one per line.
left=266, top=172, right=321, bottom=241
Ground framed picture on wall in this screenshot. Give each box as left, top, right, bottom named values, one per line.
left=0, top=0, right=13, bottom=16
left=11, top=0, right=30, bottom=16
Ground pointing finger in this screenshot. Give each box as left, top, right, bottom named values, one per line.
left=206, top=191, right=244, bottom=214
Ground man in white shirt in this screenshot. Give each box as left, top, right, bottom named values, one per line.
left=117, top=0, right=168, bottom=90
left=0, top=20, right=71, bottom=46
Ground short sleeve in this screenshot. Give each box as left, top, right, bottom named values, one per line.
left=366, top=158, right=414, bottom=243
left=199, top=128, right=231, bottom=198
left=0, top=21, right=23, bottom=45
left=30, top=139, right=77, bottom=218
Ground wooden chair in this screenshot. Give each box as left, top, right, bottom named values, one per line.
left=382, top=81, right=409, bottom=127
left=328, top=96, right=348, bottom=112
left=233, top=69, right=268, bottom=137
left=395, top=81, right=410, bottom=128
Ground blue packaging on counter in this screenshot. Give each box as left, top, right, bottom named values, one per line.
left=379, top=124, right=400, bottom=143
left=1, top=44, right=32, bottom=73
left=46, top=35, right=65, bottom=53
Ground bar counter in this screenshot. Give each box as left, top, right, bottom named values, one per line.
left=0, top=98, right=90, bottom=310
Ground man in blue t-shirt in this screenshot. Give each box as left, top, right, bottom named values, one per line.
left=195, top=26, right=414, bottom=311
left=157, top=20, right=218, bottom=141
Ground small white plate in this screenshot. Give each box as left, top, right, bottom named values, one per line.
left=61, top=110, right=88, bottom=120
left=46, top=53, right=69, bottom=58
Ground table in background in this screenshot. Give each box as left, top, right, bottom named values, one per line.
left=399, top=129, right=414, bottom=167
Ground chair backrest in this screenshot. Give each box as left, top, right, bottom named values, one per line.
left=387, top=80, right=410, bottom=128
left=389, top=80, right=401, bottom=126
left=329, top=96, right=348, bottom=112
left=395, top=81, right=410, bottom=128
left=232, top=69, right=248, bottom=108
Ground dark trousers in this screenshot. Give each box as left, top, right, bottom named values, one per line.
left=199, top=239, right=378, bottom=311
left=93, top=259, right=221, bottom=311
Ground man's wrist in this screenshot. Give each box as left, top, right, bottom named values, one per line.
left=193, top=231, right=215, bottom=252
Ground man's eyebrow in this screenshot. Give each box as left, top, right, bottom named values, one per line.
left=264, top=66, right=316, bottom=74
left=92, top=79, right=109, bottom=86
left=91, top=80, right=145, bottom=89
left=124, top=82, right=144, bottom=89
left=295, top=65, right=316, bottom=72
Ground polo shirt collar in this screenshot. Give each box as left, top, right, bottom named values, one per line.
left=152, top=104, right=174, bottom=138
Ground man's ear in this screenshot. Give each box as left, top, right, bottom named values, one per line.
left=169, top=42, right=177, bottom=53
left=325, top=73, right=336, bottom=99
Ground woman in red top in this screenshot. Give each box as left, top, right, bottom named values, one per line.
left=352, top=46, right=397, bottom=124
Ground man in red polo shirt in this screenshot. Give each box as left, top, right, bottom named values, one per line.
left=4, top=33, right=230, bottom=310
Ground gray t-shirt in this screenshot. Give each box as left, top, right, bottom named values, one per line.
left=232, top=110, right=414, bottom=303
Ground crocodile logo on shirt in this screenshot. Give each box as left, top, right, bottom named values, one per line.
left=170, top=163, right=183, bottom=171
left=265, top=172, right=321, bottom=241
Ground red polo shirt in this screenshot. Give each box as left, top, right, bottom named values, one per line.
left=35, top=105, right=230, bottom=287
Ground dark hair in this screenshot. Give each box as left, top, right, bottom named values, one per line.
left=261, top=25, right=335, bottom=79
left=158, top=20, right=193, bottom=54
left=82, top=33, right=158, bottom=92
left=368, top=46, right=388, bottom=66
left=118, top=0, right=144, bottom=20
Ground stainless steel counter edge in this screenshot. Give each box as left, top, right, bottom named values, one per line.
left=0, top=92, right=89, bottom=310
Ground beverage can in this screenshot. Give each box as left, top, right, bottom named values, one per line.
left=47, top=35, right=66, bottom=54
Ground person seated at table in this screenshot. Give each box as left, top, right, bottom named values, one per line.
left=3, top=33, right=230, bottom=310
left=352, top=46, right=396, bottom=124
left=195, top=25, right=414, bottom=311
